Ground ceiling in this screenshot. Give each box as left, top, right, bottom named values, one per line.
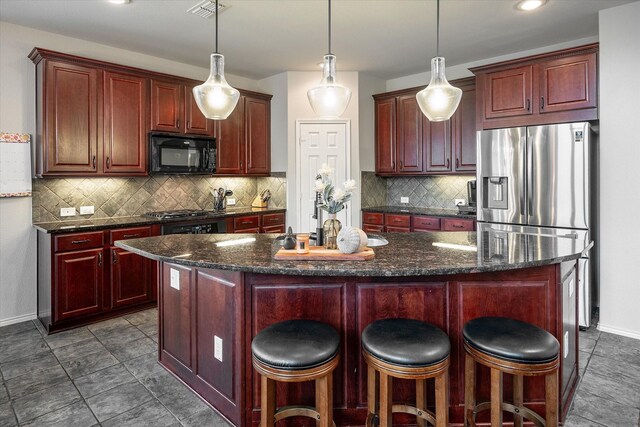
left=0, top=0, right=632, bottom=80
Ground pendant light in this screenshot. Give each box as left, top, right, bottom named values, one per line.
left=416, top=0, right=462, bottom=122
left=192, top=0, right=240, bottom=120
left=307, top=0, right=352, bottom=119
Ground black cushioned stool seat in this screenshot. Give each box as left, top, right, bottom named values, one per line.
left=361, top=318, right=450, bottom=427
left=251, top=319, right=339, bottom=427
left=463, top=316, right=560, bottom=427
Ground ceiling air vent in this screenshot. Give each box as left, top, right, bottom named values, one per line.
left=187, top=0, right=228, bottom=18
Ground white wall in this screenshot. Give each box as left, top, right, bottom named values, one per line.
left=258, top=72, right=288, bottom=172
left=0, top=21, right=261, bottom=325
left=598, top=1, right=640, bottom=339
left=358, top=74, right=386, bottom=172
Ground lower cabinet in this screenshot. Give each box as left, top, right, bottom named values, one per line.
left=226, top=211, right=286, bottom=234
left=362, top=211, right=476, bottom=232
left=37, top=225, right=159, bottom=333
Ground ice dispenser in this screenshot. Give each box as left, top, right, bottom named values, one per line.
left=482, top=177, right=508, bottom=209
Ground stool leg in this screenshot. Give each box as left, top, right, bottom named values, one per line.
left=464, top=353, right=475, bottom=427
left=416, top=379, right=427, bottom=427
left=490, top=368, right=503, bottom=427
left=316, top=373, right=333, bottom=427
left=435, top=369, right=449, bottom=427
left=379, top=371, right=393, bottom=427
left=513, top=375, right=523, bottom=427
left=545, top=369, right=559, bottom=427
left=367, top=365, right=378, bottom=425
left=260, top=375, right=276, bottom=427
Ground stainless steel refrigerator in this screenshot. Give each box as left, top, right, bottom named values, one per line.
left=476, top=122, right=597, bottom=327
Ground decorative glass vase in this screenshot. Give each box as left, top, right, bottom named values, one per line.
left=323, top=213, right=342, bottom=250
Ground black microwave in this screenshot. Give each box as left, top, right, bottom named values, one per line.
left=149, top=133, right=216, bottom=175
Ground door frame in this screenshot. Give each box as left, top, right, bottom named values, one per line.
left=295, top=120, right=352, bottom=233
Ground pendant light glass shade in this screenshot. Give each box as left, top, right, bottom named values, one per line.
left=416, top=57, right=462, bottom=121
left=193, top=54, right=240, bottom=120
left=307, top=54, right=352, bottom=119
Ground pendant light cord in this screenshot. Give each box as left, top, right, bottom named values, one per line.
left=327, top=0, right=332, bottom=55
left=215, top=0, right=219, bottom=53
left=436, top=0, right=440, bottom=57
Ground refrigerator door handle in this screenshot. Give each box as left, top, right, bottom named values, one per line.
left=520, top=135, right=528, bottom=217
left=526, top=131, right=534, bottom=218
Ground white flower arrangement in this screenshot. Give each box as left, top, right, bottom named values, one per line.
left=315, top=163, right=356, bottom=214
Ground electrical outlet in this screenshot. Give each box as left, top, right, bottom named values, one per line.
left=170, top=268, right=180, bottom=290
left=60, top=207, right=76, bottom=217
left=227, top=198, right=236, bottom=206
left=455, top=198, right=466, bottom=206
left=563, top=332, right=569, bottom=358
left=79, top=205, right=94, bottom=215
left=214, top=336, right=223, bottom=362
left=400, top=197, right=409, bottom=204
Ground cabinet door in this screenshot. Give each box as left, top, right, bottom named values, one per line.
left=483, top=65, right=533, bottom=119
left=452, top=83, right=477, bottom=172
left=424, top=116, right=452, bottom=173
left=215, top=99, right=244, bottom=174
left=538, top=52, right=597, bottom=114
left=161, top=263, right=193, bottom=369
left=111, top=247, right=153, bottom=308
left=396, top=95, right=423, bottom=173
left=55, top=249, right=103, bottom=321
left=184, top=84, right=214, bottom=136
left=245, top=96, right=270, bottom=174
left=150, top=79, right=182, bottom=133
left=375, top=98, right=396, bottom=173
left=103, top=71, right=148, bottom=174
left=44, top=61, right=99, bottom=174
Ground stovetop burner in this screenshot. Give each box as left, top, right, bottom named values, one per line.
left=144, top=209, right=209, bottom=220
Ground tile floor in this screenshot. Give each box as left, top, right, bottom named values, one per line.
left=0, top=309, right=638, bottom=426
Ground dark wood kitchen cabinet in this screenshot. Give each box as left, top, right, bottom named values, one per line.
left=37, top=225, right=159, bottom=333
left=150, top=78, right=214, bottom=136
left=374, top=77, right=476, bottom=176
left=472, top=43, right=598, bottom=129
left=215, top=91, right=272, bottom=176
left=362, top=211, right=476, bottom=232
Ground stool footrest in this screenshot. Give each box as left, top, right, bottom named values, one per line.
left=392, top=404, right=437, bottom=425
left=470, top=401, right=545, bottom=427
left=273, top=405, right=337, bottom=427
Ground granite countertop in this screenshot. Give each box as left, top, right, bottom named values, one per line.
left=115, top=231, right=590, bottom=277
left=362, top=206, right=476, bottom=219
left=33, top=207, right=287, bottom=234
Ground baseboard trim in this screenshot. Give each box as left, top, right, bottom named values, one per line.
left=598, top=323, right=640, bottom=340
left=0, top=313, right=37, bottom=328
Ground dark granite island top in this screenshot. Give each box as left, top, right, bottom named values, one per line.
left=116, top=230, right=586, bottom=427
left=115, top=230, right=589, bottom=277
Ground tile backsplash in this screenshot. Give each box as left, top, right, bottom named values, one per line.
left=361, top=171, right=475, bottom=209
left=32, top=173, right=286, bottom=223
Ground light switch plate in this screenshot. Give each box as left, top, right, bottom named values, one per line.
left=170, top=268, right=180, bottom=290
left=400, top=197, right=409, bottom=204
left=227, top=198, right=236, bottom=206
left=79, top=205, right=94, bottom=215
left=214, top=336, right=223, bottom=362
left=60, top=207, right=76, bottom=217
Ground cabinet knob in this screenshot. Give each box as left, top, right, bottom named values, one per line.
left=399, top=160, right=403, bottom=169
left=526, top=99, right=531, bottom=111
left=106, top=156, right=111, bottom=168
left=176, top=119, right=180, bottom=128
left=187, top=121, right=190, bottom=129
left=446, top=158, right=450, bottom=169
left=541, top=96, right=545, bottom=110
left=92, top=155, right=96, bottom=169
left=98, top=252, right=102, bottom=267
left=456, top=158, right=459, bottom=169
left=112, top=249, right=117, bottom=264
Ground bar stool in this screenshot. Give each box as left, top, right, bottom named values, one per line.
left=251, top=319, right=340, bottom=427
left=361, top=318, right=450, bottom=427
left=463, top=317, right=560, bottom=427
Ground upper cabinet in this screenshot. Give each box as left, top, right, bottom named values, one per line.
left=374, top=77, right=476, bottom=176
left=215, top=91, right=272, bottom=176
left=471, top=44, right=598, bottom=129
left=29, top=48, right=272, bottom=177
left=150, top=79, right=214, bottom=136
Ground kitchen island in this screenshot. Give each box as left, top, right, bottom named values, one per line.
left=116, top=231, right=589, bottom=426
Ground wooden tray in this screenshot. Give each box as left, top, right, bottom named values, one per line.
left=274, top=246, right=375, bottom=261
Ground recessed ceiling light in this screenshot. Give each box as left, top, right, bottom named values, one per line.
left=516, top=0, right=547, bottom=11
left=108, top=0, right=130, bottom=4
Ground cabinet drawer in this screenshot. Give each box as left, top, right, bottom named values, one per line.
left=412, top=216, right=441, bottom=231
left=386, top=226, right=410, bottom=233
left=442, top=218, right=475, bottom=231
left=110, top=226, right=152, bottom=244
left=261, top=225, right=285, bottom=234
left=262, top=213, right=285, bottom=226
left=54, top=231, right=104, bottom=252
left=362, top=212, right=384, bottom=225
left=363, top=224, right=385, bottom=233
left=234, top=215, right=260, bottom=231
left=234, top=227, right=260, bottom=234
left=385, top=214, right=411, bottom=228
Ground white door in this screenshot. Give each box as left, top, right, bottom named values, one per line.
left=296, top=121, right=350, bottom=234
